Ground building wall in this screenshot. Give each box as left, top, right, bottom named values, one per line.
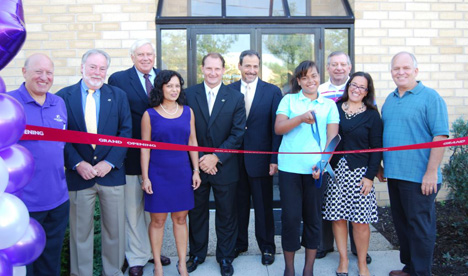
left=2, top=0, right=467, bottom=205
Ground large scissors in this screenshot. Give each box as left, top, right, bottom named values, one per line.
left=310, top=111, right=341, bottom=188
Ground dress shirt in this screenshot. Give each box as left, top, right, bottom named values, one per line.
left=204, top=81, right=222, bottom=114
left=318, top=77, right=350, bottom=102
left=134, top=67, right=156, bottom=94
left=80, top=81, right=100, bottom=128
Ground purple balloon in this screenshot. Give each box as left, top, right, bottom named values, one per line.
left=0, top=0, right=26, bottom=71
left=0, top=252, right=13, bottom=276
left=0, top=76, right=6, bottom=94
left=0, top=93, right=26, bottom=150
left=0, top=218, right=46, bottom=267
left=0, top=144, right=34, bottom=194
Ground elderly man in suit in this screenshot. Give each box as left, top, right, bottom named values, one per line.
left=228, top=50, right=282, bottom=265
left=57, top=49, right=132, bottom=276
left=185, top=53, right=246, bottom=276
left=108, top=39, right=170, bottom=276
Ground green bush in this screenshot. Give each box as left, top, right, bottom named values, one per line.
left=61, top=199, right=102, bottom=276
left=442, top=117, right=468, bottom=217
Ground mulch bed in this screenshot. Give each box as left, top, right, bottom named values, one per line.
left=373, top=200, right=468, bottom=276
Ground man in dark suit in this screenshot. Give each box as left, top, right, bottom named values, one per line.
left=108, top=40, right=170, bottom=276
left=228, top=50, right=282, bottom=265
left=56, top=49, right=132, bottom=276
left=185, top=53, right=246, bottom=276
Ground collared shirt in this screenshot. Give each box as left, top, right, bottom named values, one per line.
left=134, top=67, right=155, bottom=94
left=276, top=90, right=340, bottom=174
left=204, top=81, right=222, bottom=114
left=318, top=77, right=350, bottom=102
left=80, top=80, right=100, bottom=129
left=240, top=77, right=258, bottom=97
left=8, top=83, right=69, bottom=212
left=382, top=81, right=449, bottom=183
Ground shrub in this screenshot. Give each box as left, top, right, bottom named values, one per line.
left=442, top=117, right=468, bottom=218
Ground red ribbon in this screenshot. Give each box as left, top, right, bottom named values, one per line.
left=20, top=125, right=467, bottom=155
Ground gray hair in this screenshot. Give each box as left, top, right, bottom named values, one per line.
left=81, top=49, right=111, bottom=67
left=130, top=39, right=156, bottom=56
left=391, top=51, right=418, bottom=68
left=239, top=50, right=261, bottom=65
left=327, top=51, right=352, bottom=66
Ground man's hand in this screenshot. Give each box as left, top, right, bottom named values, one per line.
left=76, top=161, right=97, bottom=180
left=93, top=161, right=112, bottom=178
left=376, top=165, right=386, bottom=182
left=199, top=154, right=219, bottom=175
left=269, top=163, right=278, bottom=176
left=421, top=169, right=438, bottom=196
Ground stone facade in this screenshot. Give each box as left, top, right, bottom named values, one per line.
left=2, top=0, right=467, bottom=205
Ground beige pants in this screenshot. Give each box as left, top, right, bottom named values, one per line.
left=124, top=175, right=152, bottom=266
left=69, top=184, right=125, bottom=276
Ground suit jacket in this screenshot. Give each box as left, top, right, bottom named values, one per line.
left=229, top=79, right=283, bottom=178
left=185, top=83, right=246, bottom=185
left=56, top=81, right=132, bottom=191
left=108, top=66, right=160, bottom=175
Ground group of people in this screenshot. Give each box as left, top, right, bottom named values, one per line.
left=7, top=38, right=449, bottom=276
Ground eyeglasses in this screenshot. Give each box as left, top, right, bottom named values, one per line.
left=349, top=82, right=368, bottom=92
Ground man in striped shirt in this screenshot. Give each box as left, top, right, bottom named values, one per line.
left=317, top=51, right=352, bottom=102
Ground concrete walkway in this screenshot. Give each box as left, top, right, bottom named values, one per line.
left=126, top=210, right=402, bottom=276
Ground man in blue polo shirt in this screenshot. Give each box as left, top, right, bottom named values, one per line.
left=379, top=52, right=449, bottom=276
left=8, top=53, right=69, bottom=276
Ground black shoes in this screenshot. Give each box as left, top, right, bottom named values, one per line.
left=186, top=255, right=204, bottom=273
left=220, top=259, right=234, bottom=276
left=316, top=248, right=334, bottom=259
left=352, top=252, right=372, bottom=264
left=233, top=247, right=247, bottom=258
left=148, top=256, right=171, bottom=266
left=261, top=249, right=275, bottom=265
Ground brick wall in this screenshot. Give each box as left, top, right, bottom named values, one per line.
left=1, top=0, right=466, bottom=206
left=353, top=0, right=468, bottom=205
left=1, top=0, right=158, bottom=93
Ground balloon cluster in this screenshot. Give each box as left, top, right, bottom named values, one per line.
left=1, top=1, right=45, bottom=275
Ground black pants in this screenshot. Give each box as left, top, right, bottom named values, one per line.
left=236, top=158, right=275, bottom=253
left=27, top=200, right=70, bottom=276
left=279, top=171, right=324, bottom=252
left=189, top=180, right=238, bottom=263
left=388, top=178, right=439, bottom=276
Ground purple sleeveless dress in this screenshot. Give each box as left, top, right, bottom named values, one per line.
left=144, top=106, right=194, bottom=213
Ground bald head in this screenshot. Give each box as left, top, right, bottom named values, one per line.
left=22, top=54, right=54, bottom=97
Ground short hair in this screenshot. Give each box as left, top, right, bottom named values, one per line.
left=129, top=39, right=156, bottom=56
left=81, top=49, right=111, bottom=67
left=340, top=71, right=377, bottom=111
left=239, top=50, right=261, bottom=65
left=24, top=53, right=54, bottom=69
left=391, top=51, right=418, bottom=68
left=327, top=51, right=352, bottom=66
left=202, top=53, right=225, bottom=68
left=290, top=60, right=319, bottom=94
left=149, top=70, right=186, bottom=107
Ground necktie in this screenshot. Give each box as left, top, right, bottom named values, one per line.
left=85, top=89, right=97, bottom=149
left=208, top=90, right=215, bottom=115
left=144, top=74, right=153, bottom=96
left=245, top=84, right=252, bottom=118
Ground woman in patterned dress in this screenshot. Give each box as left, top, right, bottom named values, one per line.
left=322, top=72, right=382, bottom=276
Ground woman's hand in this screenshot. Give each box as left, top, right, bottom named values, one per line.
left=141, top=179, right=153, bottom=194
left=359, top=177, right=373, bottom=196
left=192, top=170, right=201, bottom=190
left=300, top=110, right=316, bottom=125
left=311, top=165, right=321, bottom=180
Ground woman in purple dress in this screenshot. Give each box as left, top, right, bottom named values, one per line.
left=141, top=70, right=201, bottom=276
